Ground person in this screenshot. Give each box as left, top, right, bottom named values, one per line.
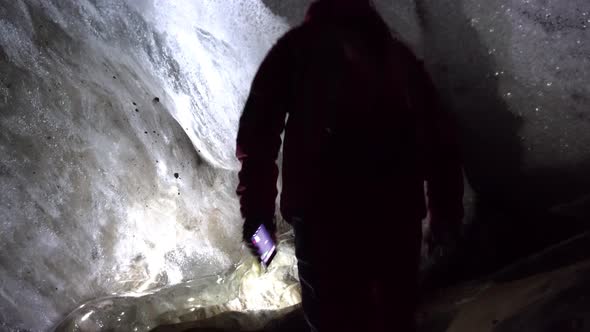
left=235, top=0, right=464, bottom=331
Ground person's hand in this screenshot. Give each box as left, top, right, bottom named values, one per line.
left=242, top=218, right=276, bottom=257
left=425, top=219, right=461, bottom=258
left=420, top=218, right=462, bottom=291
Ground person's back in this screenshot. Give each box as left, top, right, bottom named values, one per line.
left=283, top=0, right=425, bottom=218
left=236, top=1, right=464, bottom=331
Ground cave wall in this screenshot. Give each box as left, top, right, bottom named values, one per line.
left=0, top=0, right=589, bottom=330
left=415, top=0, right=590, bottom=275
left=0, top=1, right=287, bottom=330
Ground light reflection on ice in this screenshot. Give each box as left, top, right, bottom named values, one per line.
left=80, top=311, right=93, bottom=322
left=55, top=236, right=301, bottom=332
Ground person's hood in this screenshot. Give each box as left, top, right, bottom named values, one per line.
left=305, top=0, right=374, bottom=23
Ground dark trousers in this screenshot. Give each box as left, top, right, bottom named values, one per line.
left=290, top=214, right=422, bottom=332
left=293, top=217, right=320, bottom=332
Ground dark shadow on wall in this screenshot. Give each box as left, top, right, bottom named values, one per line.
left=415, top=0, right=590, bottom=284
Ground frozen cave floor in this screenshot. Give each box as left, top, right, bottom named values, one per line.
left=57, top=232, right=590, bottom=332
left=419, top=231, right=590, bottom=332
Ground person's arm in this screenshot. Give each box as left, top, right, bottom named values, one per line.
left=236, top=35, right=294, bottom=240
left=412, top=61, right=464, bottom=233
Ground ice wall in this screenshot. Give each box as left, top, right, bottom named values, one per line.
left=0, top=1, right=287, bottom=330
left=413, top=0, right=590, bottom=271
left=416, top=0, right=590, bottom=200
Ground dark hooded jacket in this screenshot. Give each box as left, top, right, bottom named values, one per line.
left=236, top=1, right=463, bottom=228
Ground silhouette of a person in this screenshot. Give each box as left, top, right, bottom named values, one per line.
left=236, top=1, right=463, bottom=330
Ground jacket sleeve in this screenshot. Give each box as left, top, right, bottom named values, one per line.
left=235, top=37, right=293, bottom=221
left=412, top=61, right=464, bottom=228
